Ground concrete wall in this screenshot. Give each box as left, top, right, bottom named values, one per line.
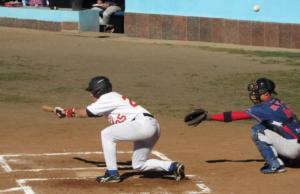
left=0, top=7, right=99, bottom=32
left=126, top=0, right=300, bottom=24
left=124, top=0, right=300, bottom=49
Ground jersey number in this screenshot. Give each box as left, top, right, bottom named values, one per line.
left=122, top=96, right=138, bottom=107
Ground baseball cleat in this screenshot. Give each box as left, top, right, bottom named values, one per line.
left=96, top=171, right=121, bottom=183
left=172, top=162, right=185, bottom=181
left=260, top=164, right=286, bottom=174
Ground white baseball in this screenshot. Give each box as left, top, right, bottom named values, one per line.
left=253, top=4, right=260, bottom=12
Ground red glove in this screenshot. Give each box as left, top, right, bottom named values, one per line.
left=64, top=108, right=76, bottom=118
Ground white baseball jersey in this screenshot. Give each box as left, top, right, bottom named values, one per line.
left=87, top=91, right=150, bottom=125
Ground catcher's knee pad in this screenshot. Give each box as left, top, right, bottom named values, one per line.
left=251, top=124, right=282, bottom=166
left=251, top=124, right=267, bottom=142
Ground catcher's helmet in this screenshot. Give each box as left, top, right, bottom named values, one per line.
left=247, top=77, right=277, bottom=104
left=86, top=76, right=112, bottom=98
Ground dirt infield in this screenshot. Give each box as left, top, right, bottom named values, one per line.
left=1, top=27, right=300, bottom=194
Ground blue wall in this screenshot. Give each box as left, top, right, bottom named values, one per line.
left=126, top=0, right=300, bottom=24
left=0, top=7, right=79, bottom=22
left=0, top=7, right=99, bottom=31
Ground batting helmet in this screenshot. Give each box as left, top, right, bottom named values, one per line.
left=86, top=76, right=112, bottom=98
left=247, top=77, right=277, bottom=104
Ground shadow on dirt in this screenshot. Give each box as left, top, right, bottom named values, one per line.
left=280, top=157, right=300, bottom=168
left=206, top=158, right=300, bottom=168
left=206, top=159, right=264, bottom=163
left=73, top=157, right=132, bottom=170
left=73, top=157, right=180, bottom=181
left=121, top=171, right=179, bottom=181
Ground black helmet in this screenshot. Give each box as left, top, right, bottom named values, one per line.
left=86, top=76, right=112, bottom=98
left=247, top=77, right=277, bottom=104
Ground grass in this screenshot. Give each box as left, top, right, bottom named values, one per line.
left=0, top=72, right=47, bottom=81
left=191, top=45, right=300, bottom=58
left=0, top=94, right=36, bottom=103
left=1, top=46, right=300, bottom=116
left=206, top=70, right=300, bottom=114
left=187, top=45, right=300, bottom=66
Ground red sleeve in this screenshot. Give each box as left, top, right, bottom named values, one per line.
left=210, top=111, right=251, bottom=122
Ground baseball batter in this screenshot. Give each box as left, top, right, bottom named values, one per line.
left=185, top=78, right=300, bottom=174
left=54, top=76, right=185, bottom=183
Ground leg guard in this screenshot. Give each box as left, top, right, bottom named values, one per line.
left=251, top=124, right=283, bottom=169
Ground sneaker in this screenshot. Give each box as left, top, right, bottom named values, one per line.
left=172, top=162, right=185, bottom=181
left=96, top=171, right=121, bottom=183
left=260, top=164, right=286, bottom=174
left=104, top=25, right=115, bottom=33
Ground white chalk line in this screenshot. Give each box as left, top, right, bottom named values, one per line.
left=0, top=151, right=131, bottom=158
left=15, top=177, right=207, bottom=194
left=151, top=150, right=172, bottom=161
left=0, top=150, right=211, bottom=194
left=2, top=176, right=210, bottom=194
left=0, top=156, right=12, bottom=173
left=196, top=181, right=212, bottom=193
left=16, top=179, right=35, bottom=194
left=11, top=166, right=124, bottom=172
left=0, top=187, right=23, bottom=193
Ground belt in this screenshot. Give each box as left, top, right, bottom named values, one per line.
left=131, top=113, right=154, bottom=121
left=143, top=113, right=154, bottom=118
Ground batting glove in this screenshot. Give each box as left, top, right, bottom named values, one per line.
left=54, top=107, right=66, bottom=118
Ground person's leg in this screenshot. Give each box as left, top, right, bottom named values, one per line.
left=98, top=114, right=185, bottom=182
left=264, top=129, right=300, bottom=159
left=100, top=5, right=121, bottom=25
left=97, top=116, right=157, bottom=182
left=132, top=128, right=173, bottom=172
left=131, top=116, right=185, bottom=181
left=251, top=124, right=285, bottom=173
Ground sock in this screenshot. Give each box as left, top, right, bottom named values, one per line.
left=107, top=170, right=118, bottom=176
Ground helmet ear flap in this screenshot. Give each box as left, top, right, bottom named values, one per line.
left=93, top=90, right=102, bottom=99
left=86, top=76, right=112, bottom=98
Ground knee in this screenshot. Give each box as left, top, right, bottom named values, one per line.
left=102, top=11, right=111, bottom=18
left=132, top=161, right=145, bottom=171
left=101, top=129, right=110, bottom=140
left=251, top=124, right=266, bottom=141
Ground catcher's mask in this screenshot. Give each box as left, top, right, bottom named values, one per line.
left=247, top=78, right=277, bottom=104
left=86, top=76, right=112, bottom=98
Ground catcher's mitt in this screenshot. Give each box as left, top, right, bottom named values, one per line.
left=184, top=108, right=208, bottom=126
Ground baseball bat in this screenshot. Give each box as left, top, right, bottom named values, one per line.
left=42, top=105, right=54, bottom=112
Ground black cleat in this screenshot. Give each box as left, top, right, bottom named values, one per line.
left=260, top=163, right=286, bottom=174
left=172, top=162, right=185, bottom=181
left=96, top=171, right=121, bottom=183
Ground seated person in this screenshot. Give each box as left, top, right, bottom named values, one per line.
left=92, top=0, right=124, bottom=32
left=28, top=0, right=47, bottom=6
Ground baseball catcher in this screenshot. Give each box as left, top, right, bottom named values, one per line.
left=52, top=76, right=185, bottom=183
left=185, top=77, right=300, bottom=174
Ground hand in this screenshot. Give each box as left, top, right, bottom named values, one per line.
left=99, top=2, right=110, bottom=8
left=64, top=108, right=76, bottom=118
left=54, top=107, right=66, bottom=118
left=54, top=107, right=76, bottom=118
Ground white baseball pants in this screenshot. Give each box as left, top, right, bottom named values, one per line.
left=100, top=114, right=173, bottom=171
left=259, top=129, right=300, bottom=159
